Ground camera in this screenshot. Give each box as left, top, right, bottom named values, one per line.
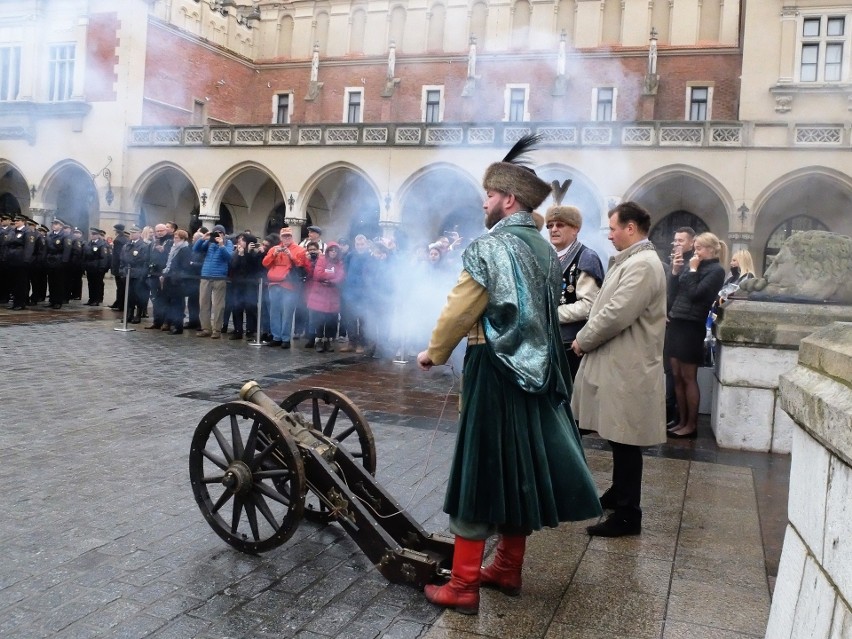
left=209, top=231, right=220, bottom=240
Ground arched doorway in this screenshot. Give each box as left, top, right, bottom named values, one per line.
left=0, top=192, right=21, bottom=217
left=215, top=165, right=286, bottom=238
left=135, top=166, right=199, bottom=232
left=43, top=164, right=98, bottom=231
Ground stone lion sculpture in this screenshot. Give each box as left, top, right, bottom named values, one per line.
left=738, top=230, right=852, bottom=303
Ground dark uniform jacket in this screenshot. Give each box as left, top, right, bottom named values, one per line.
left=111, top=234, right=130, bottom=276
left=45, top=230, right=72, bottom=267
left=84, top=238, right=110, bottom=271
left=6, top=225, right=36, bottom=265
left=120, top=240, right=151, bottom=279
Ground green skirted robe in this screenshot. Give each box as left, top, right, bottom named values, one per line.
left=440, top=212, right=602, bottom=531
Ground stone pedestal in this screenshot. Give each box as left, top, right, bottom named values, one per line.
left=712, top=301, right=852, bottom=453
left=765, top=322, right=852, bottom=638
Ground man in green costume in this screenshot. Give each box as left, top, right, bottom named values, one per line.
left=416, top=135, right=602, bottom=615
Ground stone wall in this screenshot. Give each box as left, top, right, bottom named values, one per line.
left=764, top=322, right=852, bottom=637
left=712, top=301, right=852, bottom=453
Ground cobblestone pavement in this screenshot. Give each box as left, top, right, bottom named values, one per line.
left=0, top=284, right=790, bottom=639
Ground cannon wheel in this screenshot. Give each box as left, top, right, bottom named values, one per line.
left=280, top=387, right=376, bottom=522
left=189, top=401, right=305, bottom=553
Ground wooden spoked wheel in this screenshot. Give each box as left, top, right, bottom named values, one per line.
left=189, top=401, right=305, bottom=553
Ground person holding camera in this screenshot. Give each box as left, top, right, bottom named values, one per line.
left=229, top=233, right=264, bottom=340
left=305, top=241, right=345, bottom=352
left=262, top=226, right=310, bottom=348
left=192, top=224, right=233, bottom=339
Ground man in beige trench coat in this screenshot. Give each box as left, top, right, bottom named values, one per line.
left=570, top=201, right=667, bottom=537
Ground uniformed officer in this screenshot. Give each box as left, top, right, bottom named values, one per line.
left=28, top=220, right=48, bottom=305
left=120, top=226, right=151, bottom=323
left=66, top=227, right=85, bottom=301
left=44, top=218, right=73, bottom=308
left=0, top=212, right=12, bottom=305
left=84, top=228, right=110, bottom=305
left=6, top=214, right=36, bottom=310
left=109, top=223, right=129, bottom=311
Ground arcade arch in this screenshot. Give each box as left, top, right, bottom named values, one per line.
left=302, top=164, right=381, bottom=243
left=212, top=164, right=287, bottom=236
left=40, top=161, right=99, bottom=231
left=752, top=169, right=852, bottom=273
left=0, top=162, right=31, bottom=217
left=397, top=164, right=482, bottom=250
left=626, top=167, right=731, bottom=258
left=133, top=164, right=199, bottom=232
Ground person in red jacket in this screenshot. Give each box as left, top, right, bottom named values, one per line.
left=261, top=227, right=310, bottom=348
left=306, top=242, right=345, bottom=352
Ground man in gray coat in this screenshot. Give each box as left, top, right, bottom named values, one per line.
left=570, top=201, right=667, bottom=537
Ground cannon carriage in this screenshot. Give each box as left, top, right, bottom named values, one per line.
left=189, top=381, right=454, bottom=588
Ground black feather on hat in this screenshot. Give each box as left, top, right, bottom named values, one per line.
left=545, top=179, right=582, bottom=229
left=482, top=134, right=551, bottom=211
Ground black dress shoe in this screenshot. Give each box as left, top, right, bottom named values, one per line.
left=169, top=328, right=183, bottom=335
left=587, top=512, right=642, bottom=537
left=668, top=429, right=698, bottom=439
left=281, top=341, right=291, bottom=349
left=50, top=304, right=62, bottom=309
left=183, top=323, right=201, bottom=330
left=228, top=333, right=243, bottom=340
left=267, top=340, right=283, bottom=347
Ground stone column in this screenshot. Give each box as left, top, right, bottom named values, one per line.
left=778, top=8, right=798, bottom=83
left=765, top=323, right=852, bottom=637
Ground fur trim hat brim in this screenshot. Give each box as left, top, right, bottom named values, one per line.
left=483, top=162, right=551, bottom=211
left=545, top=205, right=582, bottom=229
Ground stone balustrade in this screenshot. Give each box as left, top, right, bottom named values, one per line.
left=764, top=321, right=852, bottom=637
left=712, top=301, right=852, bottom=453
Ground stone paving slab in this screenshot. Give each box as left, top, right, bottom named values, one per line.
left=0, top=307, right=785, bottom=638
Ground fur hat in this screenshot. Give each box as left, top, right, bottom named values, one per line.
left=482, top=134, right=551, bottom=211
left=545, top=179, right=581, bottom=228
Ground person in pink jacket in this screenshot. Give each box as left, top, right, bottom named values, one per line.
left=306, top=242, right=345, bottom=352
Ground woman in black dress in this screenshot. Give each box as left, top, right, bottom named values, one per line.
left=666, top=232, right=726, bottom=438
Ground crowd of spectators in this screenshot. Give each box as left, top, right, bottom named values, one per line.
left=90, top=221, right=468, bottom=360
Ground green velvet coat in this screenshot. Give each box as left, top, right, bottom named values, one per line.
left=443, top=213, right=602, bottom=530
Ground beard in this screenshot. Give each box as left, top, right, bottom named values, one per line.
left=484, top=200, right=504, bottom=230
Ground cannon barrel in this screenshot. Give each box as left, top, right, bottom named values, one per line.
left=240, top=380, right=327, bottom=451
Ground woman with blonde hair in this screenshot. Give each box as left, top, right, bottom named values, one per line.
left=666, top=232, right=727, bottom=438
left=725, top=248, right=755, bottom=286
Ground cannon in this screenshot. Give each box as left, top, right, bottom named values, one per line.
left=189, top=381, right=454, bottom=587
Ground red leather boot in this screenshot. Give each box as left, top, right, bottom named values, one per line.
left=424, top=536, right=486, bottom=615
left=480, top=535, right=527, bottom=596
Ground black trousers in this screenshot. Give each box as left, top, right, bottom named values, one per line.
left=608, top=440, right=643, bottom=516
left=86, top=268, right=105, bottom=303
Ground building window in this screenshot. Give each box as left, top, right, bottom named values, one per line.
left=0, top=46, right=21, bottom=101
left=344, top=88, right=363, bottom=123
left=593, top=87, right=616, bottom=121
left=48, top=43, right=75, bottom=102
left=275, top=93, right=291, bottom=124
left=504, top=84, right=529, bottom=122
left=687, top=86, right=712, bottom=121
left=799, top=15, right=849, bottom=82
left=422, top=86, right=443, bottom=123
